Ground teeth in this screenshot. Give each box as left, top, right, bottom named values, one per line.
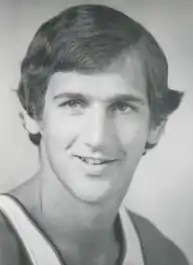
left=78, top=156, right=112, bottom=165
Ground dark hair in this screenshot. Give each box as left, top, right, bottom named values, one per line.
left=17, top=4, right=183, bottom=145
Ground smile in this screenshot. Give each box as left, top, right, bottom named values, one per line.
left=75, top=155, right=117, bottom=165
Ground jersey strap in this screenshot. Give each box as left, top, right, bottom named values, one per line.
left=119, top=206, right=145, bottom=265
left=0, top=194, right=62, bottom=265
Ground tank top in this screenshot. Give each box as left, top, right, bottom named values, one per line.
left=0, top=194, right=144, bottom=265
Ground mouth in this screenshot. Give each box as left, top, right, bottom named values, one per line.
left=74, top=155, right=118, bottom=166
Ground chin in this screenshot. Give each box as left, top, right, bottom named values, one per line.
left=58, top=170, right=122, bottom=204
left=70, top=185, right=114, bottom=204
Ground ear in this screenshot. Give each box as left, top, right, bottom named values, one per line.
left=19, top=110, right=40, bottom=135
left=147, top=119, right=167, bottom=147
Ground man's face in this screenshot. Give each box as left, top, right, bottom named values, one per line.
left=39, top=56, right=151, bottom=203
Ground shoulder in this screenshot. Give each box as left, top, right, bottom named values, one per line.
left=128, top=210, right=189, bottom=265
left=0, top=211, right=21, bottom=265
left=0, top=201, right=32, bottom=265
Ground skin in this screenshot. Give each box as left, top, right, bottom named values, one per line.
left=11, top=55, right=162, bottom=265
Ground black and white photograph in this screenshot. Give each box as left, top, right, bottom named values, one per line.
left=0, top=1, right=192, bottom=264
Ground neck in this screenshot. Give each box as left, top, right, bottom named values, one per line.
left=33, top=168, right=122, bottom=265
left=38, top=169, right=121, bottom=237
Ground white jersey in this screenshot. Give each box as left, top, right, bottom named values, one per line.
left=0, top=194, right=144, bottom=265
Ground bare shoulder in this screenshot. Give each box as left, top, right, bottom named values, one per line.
left=9, top=175, right=39, bottom=212
left=0, top=211, right=21, bottom=265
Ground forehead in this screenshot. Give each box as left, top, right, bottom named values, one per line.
left=47, top=53, right=147, bottom=101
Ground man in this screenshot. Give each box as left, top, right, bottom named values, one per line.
left=0, top=4, right=189, bottom=265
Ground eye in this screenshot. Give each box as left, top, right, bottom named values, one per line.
left=59, top=99, right=85, bottom=109
left=110, top=101, right=132, bottom=113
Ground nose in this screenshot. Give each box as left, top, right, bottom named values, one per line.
left=82, top=106, right=114, bottom=151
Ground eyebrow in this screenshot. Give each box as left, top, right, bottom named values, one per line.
left=53, top=92, right=146, bottom=105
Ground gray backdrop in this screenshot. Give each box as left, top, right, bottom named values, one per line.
left=0, top=0, right=193, bottom=263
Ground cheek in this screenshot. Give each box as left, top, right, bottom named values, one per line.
left=116, top=114, right=149, bottom=150
left=43, top=112, right=83, bottom=146
left=116, top=123, right=149, bottom=180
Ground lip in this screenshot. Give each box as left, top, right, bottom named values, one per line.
left=73, top=155, right=119, bottom=176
